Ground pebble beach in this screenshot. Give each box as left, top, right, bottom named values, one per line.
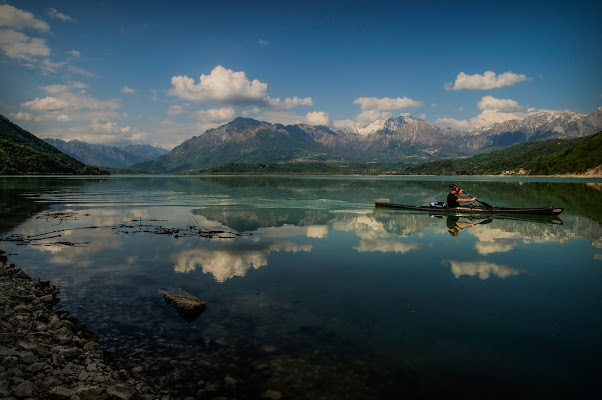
left=0, top=251, right=167, bottom=400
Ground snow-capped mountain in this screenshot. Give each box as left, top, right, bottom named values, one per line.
left=131, top=107, right=602, bottom=173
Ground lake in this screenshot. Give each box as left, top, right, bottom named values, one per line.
left=1, top=175, right=601, bottom=399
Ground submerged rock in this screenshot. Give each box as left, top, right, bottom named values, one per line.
left=159, top=289, right=206, bottom=322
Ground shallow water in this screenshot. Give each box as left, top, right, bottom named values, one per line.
left=1, top=175, right=601, bottom=398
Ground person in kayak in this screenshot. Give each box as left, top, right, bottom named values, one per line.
left=446, top=184, right=477, bottom=208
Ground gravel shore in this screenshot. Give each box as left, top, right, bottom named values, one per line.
left=0, top=251, right=169, bottom=400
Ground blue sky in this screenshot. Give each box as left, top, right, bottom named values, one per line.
left=1, top=0, right=600, bottom=149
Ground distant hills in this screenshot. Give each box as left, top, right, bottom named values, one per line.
left=133, top=107, right=602, bottom=173
left=43, top=138, right=168, bottom=169
left=0, top=116, right=106, bottom=175
left=404, top=132, right=602, bottom=176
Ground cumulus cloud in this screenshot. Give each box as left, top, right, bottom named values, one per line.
left=434, top=96, right=527, bottom=129
left=88, top=120, right=147, bottom=143
left=21, top=96, right=70, bottom=111
left=477, top=95, right=522, bottom=112
left=268, top=96, right=314, bottom=109
left=67, top=49, right=80, bottom=57
left=0, top=4, right=49, bottom=31
left=445, top=71, right=530, bottom=90
left=258, top=38, right=269, bottom=46
left=121, top=86, right=135, bottom=94
left=8, top=112, right=40, bottom=121
left=0, top=29, right=50, bottom=60
left=46, top=8, right=73, bottom=22
left=305, top=111, right=330, bottom=126
left=354, top=96, right=424, bottom=111
left=195, top=107, right=236, bottom=122
left=168, top=65, right=268, bottom=105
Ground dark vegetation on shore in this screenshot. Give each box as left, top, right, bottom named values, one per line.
left=196, top=161, right=409, bottom=175
left=0, top=116, right=107, bottom=175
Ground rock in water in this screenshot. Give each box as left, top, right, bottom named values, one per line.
left=159, top=288, right=206, bottom=322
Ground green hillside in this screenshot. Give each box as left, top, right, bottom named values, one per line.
left=404, top=132, right=602, bottom=175
left=0, top=116, right=107, bottom=175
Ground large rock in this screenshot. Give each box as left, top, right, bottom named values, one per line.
left=159, top=289, right=206, bottom=322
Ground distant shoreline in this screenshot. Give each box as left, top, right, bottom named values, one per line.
left=1, top=173, right=602, bottom=180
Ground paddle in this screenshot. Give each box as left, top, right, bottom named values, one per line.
left=462, top=191, right=495, bottom=210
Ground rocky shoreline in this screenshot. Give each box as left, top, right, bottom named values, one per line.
left=0, top=251, right=170, bottom=400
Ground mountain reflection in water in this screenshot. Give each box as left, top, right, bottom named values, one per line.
left=0, top=176, right=601, bottom=399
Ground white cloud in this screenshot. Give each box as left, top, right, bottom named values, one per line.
left=21, top=96, right=70, bottom=111
left=268, top=96, right=314, bottom=109
left=42, top=82, right=88, bottom=94
left=67, top=49, right=80, bottom=57
left=88, top=120, right=147, bottom=143
left=470, top=109, right=525, bottom=127
left=354, top=96, right=424, bottom=111
left=8, top=112, right=40, bottom=121
left=21, top=93, right=119, bottom=112
left=0, top=5, right=50, bottom=31
left=332, top=119, right=354, bottom=130
left=47, top=8, right=73, bottom=22
left=445, top=71, right=530, bottom=90
left=356, top=110, right=392, bottom=123
left=56, top=114, right=71, bottom=121
left=195, top=107, right=236, bottom=122
left=305, top=111, right=330, bottom=126
left=258, top=38, right=269, bottom=46
left=0, top=29, right=50, bottom=60
left=433, top=117, right=471, bottom=129
left=477, top=95, right=522, bottom=112
left=434, top=96, right=527, bottom=129
left=122, top=86, right=135, bottom=94
left=168, top=65, right=268, bottom=106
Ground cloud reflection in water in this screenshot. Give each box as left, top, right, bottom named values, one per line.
left=447, top=260, right=520, bottom=280
left=172, top=241, right=313, bottom=282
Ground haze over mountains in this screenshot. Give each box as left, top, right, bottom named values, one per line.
left=133, top=106, right=602, bottom=173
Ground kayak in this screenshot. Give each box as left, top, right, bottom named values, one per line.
left=374, top=201, right=564, bottom=216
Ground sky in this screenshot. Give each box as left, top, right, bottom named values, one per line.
left=0, top=0, right=600, bottom=150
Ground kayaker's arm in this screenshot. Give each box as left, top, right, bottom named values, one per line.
left=457, top=189, right=477, bottom=202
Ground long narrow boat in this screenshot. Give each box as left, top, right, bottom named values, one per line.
left=374, top=201, right=564, bottom=216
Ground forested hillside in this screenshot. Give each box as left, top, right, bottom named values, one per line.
left=404, top=132, right=602, bottom=176
left=0, top=116, right=106, bottom=175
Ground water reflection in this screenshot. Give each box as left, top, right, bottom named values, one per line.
left=1, top=176, right=601, bottom=399
left=172, top=241, right=312, bottom=282
left=446, top=260, right=520, bottom=279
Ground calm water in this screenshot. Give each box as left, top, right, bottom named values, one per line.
left=1, top=176, right=601, bottom=399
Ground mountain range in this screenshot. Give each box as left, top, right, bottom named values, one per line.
left=43, top=139, right=168, bottom=169
left=133, top=106, right=602, bottom=173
